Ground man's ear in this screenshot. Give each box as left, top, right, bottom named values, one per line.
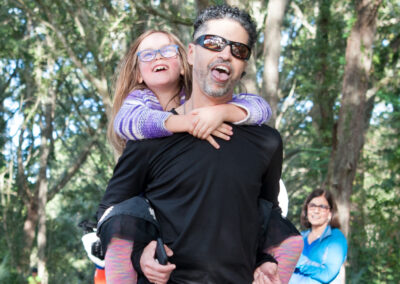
left=188, top=43, right=195, bottom=65
left=240, top=62, right=248, bottom=78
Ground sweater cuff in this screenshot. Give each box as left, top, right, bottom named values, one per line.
left=228, top=102, right=251, bottom=125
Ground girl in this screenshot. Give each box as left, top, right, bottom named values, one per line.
left=99, top=30, right=302, bottom=284
left=108, top=29, right=272, bottom=155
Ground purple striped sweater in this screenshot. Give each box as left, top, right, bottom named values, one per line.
left=114, top=88, right=272, bottom=141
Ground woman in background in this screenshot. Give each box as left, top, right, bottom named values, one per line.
left=289, top=189, right=348, bottom=283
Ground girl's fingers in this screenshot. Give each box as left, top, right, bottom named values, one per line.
left=216, top=125, right=233, bottom=136
left=206, top=136, right=220, bottom=149
left=201, top=128, right=213, bottom=140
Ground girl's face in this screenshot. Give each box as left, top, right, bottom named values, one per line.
left=137, top=32, right=184, bottom=94
left=307, top=195, right=332, bottom=228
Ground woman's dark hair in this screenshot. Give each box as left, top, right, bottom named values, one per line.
left=193, top=4, right=257, bottom=50
left=300, top=188, right=341, bottom=229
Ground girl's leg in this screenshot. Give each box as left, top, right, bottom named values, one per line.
left=105, top=237, right=137, bottom=284
left=267, top=235, right=303, bottom=284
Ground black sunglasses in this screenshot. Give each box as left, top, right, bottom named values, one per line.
left=194, top=34, right=251, bottom=60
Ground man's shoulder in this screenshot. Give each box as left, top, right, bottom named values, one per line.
left=236, top=124, right=282, bottom=142
left=124, top=133, right=188, bottom=152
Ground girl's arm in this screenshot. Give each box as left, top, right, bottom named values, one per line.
left=167, top=93, right=272, bottom=141
left=114, top=90, right=271, bottom=147
left=229, top=93, right=272, bottom=125
left=114, top=90, right=174, bottom=141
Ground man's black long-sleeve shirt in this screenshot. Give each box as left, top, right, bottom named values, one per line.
left=98, top=124, right=283, bottom=283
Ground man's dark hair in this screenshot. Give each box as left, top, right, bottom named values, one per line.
left=31, top=267, right=38, bottom=273
left=193, top=4, right=257, bottom=50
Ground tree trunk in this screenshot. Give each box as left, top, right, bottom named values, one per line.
left=22, top=200, right=39, bottom=270
left=37, top=91, right=56, bottom=284
left=311, top=0, right=335, bottom=145
left=242, top=55, right=259, bottom=94
left=262, top=0, right=288, bottom=127
left=326, top=0, right=382, bottom=236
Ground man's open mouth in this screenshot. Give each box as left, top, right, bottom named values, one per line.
left=211, top=65, right=231, bottom=82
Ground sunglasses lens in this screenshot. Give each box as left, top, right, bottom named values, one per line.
left=232, top=44, right=250, bottom=60
left=203, top=36, right=225, bottom=51
left=197, top=35, right=250, bottom=60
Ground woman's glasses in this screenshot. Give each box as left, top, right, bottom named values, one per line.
left=137, top=44, right=179, bottom=62
left=194, top=34, right=251, bottom=61
left=308, top=203, right=330, bottom=211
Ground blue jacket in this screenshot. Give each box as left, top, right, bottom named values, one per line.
left=289, top=225, right=347, bottom=283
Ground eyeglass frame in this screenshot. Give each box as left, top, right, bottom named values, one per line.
left=307, top=203, right=330, bottom=211
left=194, top=34, right=252, bottom=61
left=137, top=44, right=180, bottom=62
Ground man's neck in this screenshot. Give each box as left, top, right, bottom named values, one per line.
left=189, top=85, right=233, bottom=110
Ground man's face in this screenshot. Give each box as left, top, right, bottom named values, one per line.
left=188, top=19, right=249, bottom=99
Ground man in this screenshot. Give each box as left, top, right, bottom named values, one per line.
left=98, top=5, right=298, bottom=284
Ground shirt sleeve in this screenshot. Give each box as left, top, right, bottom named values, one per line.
left=229, top=93, right=272, bottom=125
left=258, top=129, right=283, bottom=208
left=255, top=129, right=283, bottom=261
left=97, top=140, right=151, bottom=221
left=114, top=90, right=173, bottom=141
left=297, top=233, right=348, bottom=283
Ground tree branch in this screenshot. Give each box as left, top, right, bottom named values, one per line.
left=132, top=1, right=192, bottom=26
left=290, top=2, right=316, bottom=37
left=48, top=134, right=99, bottom=201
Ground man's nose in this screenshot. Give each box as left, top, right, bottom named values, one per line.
left=218, top=45, right=232, bottom=60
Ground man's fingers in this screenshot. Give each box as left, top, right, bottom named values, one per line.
left=143, top=263, right=175, bottom=283
left=206, top=136, right=220, bottom=149
left=140, top=240, right=175, bottom=284
left=164, top=245, right=174, bottom=257
left=252, top=272, right=273, bottom=284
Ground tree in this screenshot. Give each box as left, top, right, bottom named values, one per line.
left=326, top=0, right=383, bottom=236
left=262, top=0, right=289, bottom=127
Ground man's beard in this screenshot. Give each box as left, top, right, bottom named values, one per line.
left=196, top=60, right=238, bottom=98
left=203, top=81, right=235, bottom=98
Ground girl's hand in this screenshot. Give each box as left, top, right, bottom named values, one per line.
left=190, top=106, right=231, bottom=139
left=189, top=107, right=233, bottom=149
left=204, top=123, right=233, bottom=149
left=140, top=241, right=176, bottom=284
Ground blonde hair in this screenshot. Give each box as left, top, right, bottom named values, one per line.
left=108, top=30, right=192, bottom=155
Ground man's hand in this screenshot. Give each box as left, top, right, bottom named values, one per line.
left=252, top=262, right=281, bottom=284
left=140, top=240, right=176, bottom=284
